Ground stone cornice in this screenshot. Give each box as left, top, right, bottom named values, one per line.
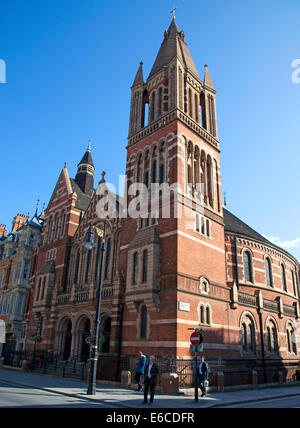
left=127, top=109, right=220, bottom=152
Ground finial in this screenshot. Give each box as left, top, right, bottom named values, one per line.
left=88, top=138, right=92, bottom=152
left=64, top=162, right=67, bottom=168
left=100, top=171, right=106, bottom=184
left=35, top=199, right=40, bottom=216
left=140, top=61, right=143, bottom=66
left=171, top=6, right=177, bottom=19
left=223, top=192, right=227, bottom=208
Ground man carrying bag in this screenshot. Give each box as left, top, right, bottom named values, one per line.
left=198, top=356, right=209, bottom=398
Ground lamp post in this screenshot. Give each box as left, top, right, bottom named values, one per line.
left=84, top=222, right=106, bottom=395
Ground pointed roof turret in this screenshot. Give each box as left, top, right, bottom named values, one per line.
left=132, top=62, right=144, bottom=87
left=78, top=139, right=94, bottom=168
left=148, top=17, right=200, bottom=81
left=203, top=64, right=215, bottom=91
left=75, top=140, right=95, bottom=196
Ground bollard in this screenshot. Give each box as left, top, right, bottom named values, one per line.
left=161, top=373, right=179, bottom=395
left=121, top=370, right=131, bottom=388
left=251, top=370, right=258, bottom=389
left=217, top=371, right=224, bottom=392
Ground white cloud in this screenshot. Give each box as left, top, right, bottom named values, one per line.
left=263, top=235, right=300, bottom=250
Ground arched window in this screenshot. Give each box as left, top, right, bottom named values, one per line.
left=200, top=306, right=205, bottom=324
left=140, top=305, right=148, bottom=339
left=133, top=252, right=138, bottom=285
left=152, top=159, right=157, bottom=183
left=104, top=239, right=111, bottom=280
left=281, top=264, right=287, bottom=292
left=159, top=164, right=165, bottom=184
left=85, top=249, right=92, bottom=284
left=74, top=250, right=80, bottom=285
left=206, top=306, right=211, bottom=325
left=158, top=87, right=163, bottom=118
left=265, top=258, right=273, bottom=288
left=150, top=92, right=156, bottom=122
left=291, top=270, right=297, bottom=297
left=241, top=316, right=255, bottom=353
left=287, top=324, right=297, bottom=355
left=244, top=251, right=253, bottom=283
left=242, top=323, right=247, bottom=351
left=267, top=321, right=278, bottom=354
left=142, top=250, right=148, bottom=283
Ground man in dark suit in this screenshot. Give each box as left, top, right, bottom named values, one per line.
left=142, top=355, right=159, bottom=405
left=198, top=356, right=209, bottom=397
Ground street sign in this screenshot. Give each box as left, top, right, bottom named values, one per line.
left=190, top=331, right=201, bottom=346
left=190, top=344, right=204, bottom=353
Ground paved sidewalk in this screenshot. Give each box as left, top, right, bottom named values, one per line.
left=1, top=368, right=300, bottom=408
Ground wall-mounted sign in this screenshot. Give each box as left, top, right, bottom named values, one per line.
left=179, top=302, right=190, bottom=312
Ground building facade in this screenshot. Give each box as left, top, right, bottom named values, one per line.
left=7, top=17, right=299, bottom=385
left=0, top=212, right=43, bottom=357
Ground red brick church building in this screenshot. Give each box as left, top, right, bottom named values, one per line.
left=24, top=17, right=300, bottom=386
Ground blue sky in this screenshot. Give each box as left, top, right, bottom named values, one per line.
left=0, top=0, right=299, bottom=261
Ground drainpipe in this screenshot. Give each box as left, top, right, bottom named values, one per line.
left=258, top=292, right=267, bottom=384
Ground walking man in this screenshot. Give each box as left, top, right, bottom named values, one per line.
left=198, top=356, right=209, bottom=397
left=135, top=351, right=147, bottom=391
left=142, top=355, right=159, bottom=405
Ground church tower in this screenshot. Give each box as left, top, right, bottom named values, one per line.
left=75, top=142, right=95, bottom=196
left=120, top=17, right=226, bottom=359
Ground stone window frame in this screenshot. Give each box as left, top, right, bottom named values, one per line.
left=240, top=312, right=257, bottom=354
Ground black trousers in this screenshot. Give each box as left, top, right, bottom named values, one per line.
left=144, top=377, right=156, bottom=403
left=135, top=372, right=143, bottom=388
left=197, top=374, right=207, bottom=395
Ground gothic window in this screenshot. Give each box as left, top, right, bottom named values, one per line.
left=159, top=163, right=165, bottom=184
left=40, top=277, right=46, bottom=300
left=152, top=159, right=157, bottom=184
left=140, top=305, right=148, bottom=339
left=188, top=88, right=193, bottom=118
left=94, top=237, right=102, bottom=281
left=281, top=264, right=287, bottom=292
left=158, top=87, right=163, bottom=117
left=265, top=258, right=273, bottom=288
left=104, top=239, right=111, bottom=280
left=199, top=304, right=211, bottom=326
left=74, top=250, right=80, bottom=285
left=244, top=251, right=253, bottom=283
left=141, top=90, right=149, bottom=128
left=61, top=212, right=66, bottom=237
left=200, top=92, right=207, bottom=129
left=291, top=270, right=297, bottom=297
left=194, top=93, right=199, bottom=122
left=179, top=68, right=183, bottom=110
left=85, top=250, right=92, bottom=284
left=214, top=159, right=221, bottom=213
left=36, top=278, right=42, bottom=301
left=267, top=321, right=278, bottom=354
left=144, top=170, right=149, bottom=189
left=150, top=92, right=156, bottom=122
left=241, top=316, right=255, bottom=353
left=287, top=324, right=297, bottom=355
left=206, top=155, right=213, bottom=208
left=142, top=250, right=148, bottom=283
left=132, top=252, right=138, bottom=285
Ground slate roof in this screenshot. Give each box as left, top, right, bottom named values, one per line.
left=78, top=147, right=94, bottom=168
left=148, top=17, right=200, bottom=81
left=70, top=178, right=93, bottom=211
left=223, top=208, right=298, bottom=262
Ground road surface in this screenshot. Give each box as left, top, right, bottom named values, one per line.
left=0, top=379, right=115, bottom=408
